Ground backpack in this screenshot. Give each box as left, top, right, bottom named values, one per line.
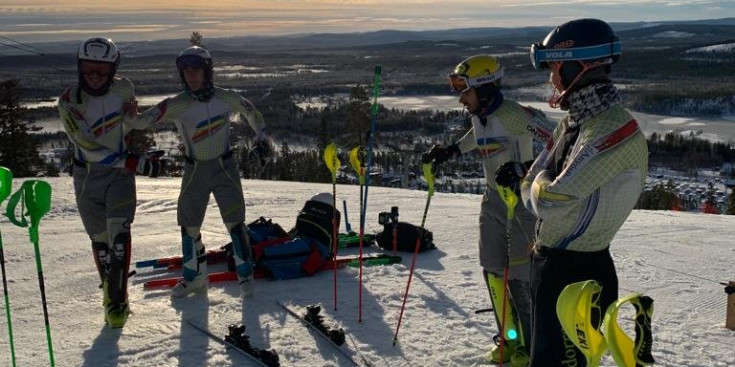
left=247, top=216, right=288, bottom=244
left=289, top=196, right=340, bottom=253
left=255, top=236, right=331, bottom=280
left=376, top=222, right=435, bottom=253
left=250, top=194, right=340, bottom=280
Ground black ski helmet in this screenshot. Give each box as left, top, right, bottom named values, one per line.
left=530, top=19, right=621, bottom=106
left=77, top=37, right=120, bottom=96
left=176, top=46, right=214, bottom=100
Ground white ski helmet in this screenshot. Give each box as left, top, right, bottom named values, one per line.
left=309, top=192, right=334, bottom=206
left=76, top=37, right=120, bottom=96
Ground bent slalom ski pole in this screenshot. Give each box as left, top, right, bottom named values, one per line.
left=497, top=185, right=518, bottom=366
left=6, top=180, right=55, bottom=366
left=393, top=162, right=436, bottom=345
left=323, top=143, right=341, bottom=311
left=0, top=167, right=17, bottom=367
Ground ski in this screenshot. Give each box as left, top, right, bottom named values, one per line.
left=136, top=234, right=377, bottom=270
left=185, top=319, right=280, bottom=367
left=143, top=254, right=402, bottom=289
left=135, top=243, right=231, bottom=269
left=276, top=300, right=373, bottom=367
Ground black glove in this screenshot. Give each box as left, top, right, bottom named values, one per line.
left=125, top=153, right=164, bottom=177
left=422, top=144, right=460, bottom=164
left=494, top=161, right=528, bottom=188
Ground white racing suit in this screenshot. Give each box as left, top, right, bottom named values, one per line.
left=133, top=87, right=267, bottom=285
left=57, top=77, right=148, bottom=308
left=454, top=96, right=555, bottom=352
left=520, top=85, right=648, bottom=366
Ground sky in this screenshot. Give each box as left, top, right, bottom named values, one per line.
left=1, top=0, right=735, bottom=43
left=0, top=176, right=733, bottom=366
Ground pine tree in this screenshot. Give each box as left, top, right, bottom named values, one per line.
left=726, top=191, right=735, bottom=215
left=345, top=85, right=370, bottom=147
left=190, top=32, right=204, bottom=47
left=0, top=79, right=45, bottom=177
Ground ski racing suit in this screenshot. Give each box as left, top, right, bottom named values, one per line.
left=453, top=94, right=554, bottom=351
left=58, top=76, right=149, bottom=308
left=133, top=87, right=267, bottom=285
left=520, top=84, right=648, bottom=367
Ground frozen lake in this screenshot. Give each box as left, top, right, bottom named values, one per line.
left=28, top=94, right=735, bottom=142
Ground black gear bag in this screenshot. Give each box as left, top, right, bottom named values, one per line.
left=376, top=222, right=435, bottom=253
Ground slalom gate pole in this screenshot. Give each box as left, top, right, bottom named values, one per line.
left=0, top=167, right=17, bottom=367
left=359, top=64, right=381, bottom=323
left=324, top=143, right=341, bottom=311
left=342, top=200, right=352, bottom=233
left=497, top=186, right=518, bottom=366
left=349, top=147, right=367, bottom=322
left=393, top=163, right=435, bottom=346
left=5, top=180, right=54, bottom=366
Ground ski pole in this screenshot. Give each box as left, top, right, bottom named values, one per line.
left=360, top=63, right=382, bottom=236
left=323, top=143, right=341, bottom=311
left=497, top=185, right=518, bottom=366
left=393, top=163, right=435, bottom=346
left=0, top=167, right=17, bottom=367
left=342, top=200, right=352, bottom=233
left=349, top=146, right=366, bottom=322
left=5, top=180, right=55, bottom=366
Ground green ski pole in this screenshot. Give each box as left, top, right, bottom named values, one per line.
left=5, top=180, right=54, bottom=366
left=0, top=167, right=17, bottom=367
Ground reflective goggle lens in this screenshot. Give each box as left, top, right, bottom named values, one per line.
left=448, top=75, right=470, bottom=93
left=530, top=43, right=548, bottom=70
left=177, top=54, right=206, bottom=70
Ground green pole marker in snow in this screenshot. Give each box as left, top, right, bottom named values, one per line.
left=0, top=166, right=17, bottom=367
left=5, top=179, right=55, bottom=366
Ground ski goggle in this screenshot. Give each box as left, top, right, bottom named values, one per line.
left=448, top=68, right=504, bottom=93
left=530, top=41, right=622, bottom=69
left=176, top=54, right=209, bottom=71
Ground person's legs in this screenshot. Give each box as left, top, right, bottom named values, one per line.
left=173, top=161, right=212, bottom=297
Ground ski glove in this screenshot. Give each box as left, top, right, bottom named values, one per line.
left=422, top=144, right=460, bottom=164
left=125, top=153, right=164, bottom=178
left=494, top=161, right=530, bottom=188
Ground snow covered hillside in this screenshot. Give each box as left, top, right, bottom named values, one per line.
left=0, top=177, right=733, bottom=366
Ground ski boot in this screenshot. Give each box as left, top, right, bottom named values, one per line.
left=486, top=334, right=529, bottom=367
left=172, top=234, right=208, bottom=298
left=225, top=323, right=280, bottom=367
left=105, top=302, right=130, bottom=329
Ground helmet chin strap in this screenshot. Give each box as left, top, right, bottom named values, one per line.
left=548, top=60, right=608, bottom=109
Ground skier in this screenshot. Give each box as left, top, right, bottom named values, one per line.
left=494, top=19, right=648, bottom=366
left=421, top=55, right=554, bottom=366
left=57, top=37, right=162, bottom=328
left=127, top=45, right=272, bottom=299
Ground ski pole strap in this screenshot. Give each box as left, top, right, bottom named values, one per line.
left=323, top=143, right=340, bottom=183
left=498, top=186, right=517, bottom=220
left=422, top=163, right=436, bottom=197
left=5, top=180, right=51, bottom=243
left=349, top=146, right=365, bottom=185
left=0, top=166, right=11, bottom=203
